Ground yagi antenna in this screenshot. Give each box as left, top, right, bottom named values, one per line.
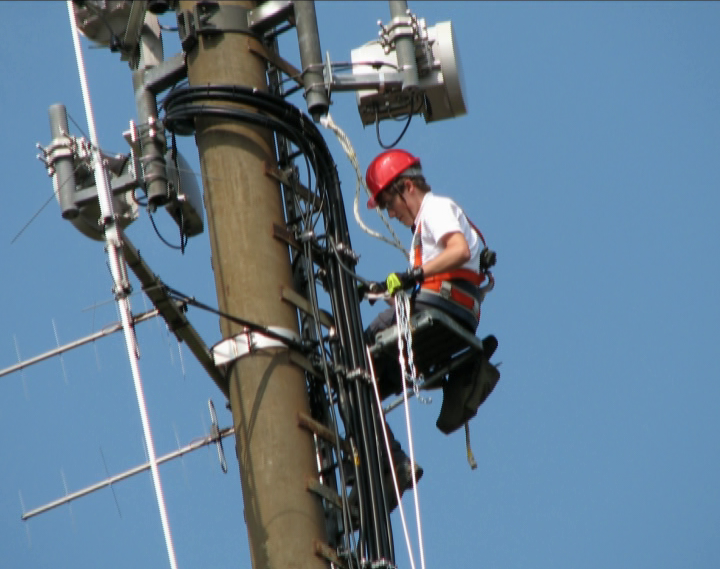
left=0, top=308, right=160, bottom=380
left=21, top=399, right=233, bottom=521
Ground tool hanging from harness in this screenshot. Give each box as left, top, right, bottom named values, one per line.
left=411, top=215, right=495, bottom=322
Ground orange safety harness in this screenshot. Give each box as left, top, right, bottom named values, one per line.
left=412, top=218, right=489, bottom=315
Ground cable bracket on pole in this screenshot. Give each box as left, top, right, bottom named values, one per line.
left=345, top=367, right=373, bottom=384
left=333, top=241, right=360, bottom=264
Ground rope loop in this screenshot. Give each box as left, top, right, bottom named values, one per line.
left=320, top=112, right=408, bottom=260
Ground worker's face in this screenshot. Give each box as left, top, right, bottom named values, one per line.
left=378, top=184, right=414, bottom=227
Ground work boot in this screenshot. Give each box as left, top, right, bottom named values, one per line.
left=436, top=336, right=500, bottom=435
left=436, top=370, right=474, bottom=434
left=462, top=357, right=500, bottom=421
left=346, top=459, right=424, bottom=527
left=385, top=459, right=423, bottom=513
left=346, top=484, right=360, bottom=528
left=481, top=334, right=498, bottom=360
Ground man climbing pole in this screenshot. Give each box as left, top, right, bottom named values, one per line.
left=360, top=148, right=500, bottom=506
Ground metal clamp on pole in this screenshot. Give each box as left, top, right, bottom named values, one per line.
left=387, top=0, right=419, bottom=91
left=177, top=2, right=255, bottom=51
left=46, top=104, right=80, bottom=219
left=212, top=326, right=301, bottom=367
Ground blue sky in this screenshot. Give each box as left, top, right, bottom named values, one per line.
left=1, top=2, right=719, bottom=568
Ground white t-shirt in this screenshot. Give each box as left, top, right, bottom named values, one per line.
left=408, top=192, right=481, bottom=273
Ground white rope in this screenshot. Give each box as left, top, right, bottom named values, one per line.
left=320, top=105, right=429, bottom=568
left=393, top=291, right=427, bottom=569
left=395, top=292, right=430, bottom=405
left=366, top=346, right=417, bottom=569
left=319, top=113, right=408, bottom=260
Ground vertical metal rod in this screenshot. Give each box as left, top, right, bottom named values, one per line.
left=48, top=103, right=80, bottom=218
left=294, top=1, right=329, bottom=120
left=132, top=70, right=169, bottom=207
left=388, top=0, right=419, bottom=90
left=66, top=4, right=179, bottom=569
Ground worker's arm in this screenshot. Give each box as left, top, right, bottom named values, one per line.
left=419, top=231, right=471, bottom=277
left=383, top=232, right=472, bottom=296
left=384, top=231, right=471, bottom=295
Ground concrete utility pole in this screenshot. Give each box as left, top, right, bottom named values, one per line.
left=178, top=2, right=328, bottom=567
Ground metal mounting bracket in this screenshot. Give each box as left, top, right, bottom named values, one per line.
left=378, top=14, right=417, bottom=53
left=247, top=0, right=294, bottom=34
left=177, top=1, right=254, bottom=51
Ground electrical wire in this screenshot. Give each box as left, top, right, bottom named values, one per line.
left=375, top=92, right=425, bottom=149
left=11, top=159, right=87, bottom=244
left=376, top=108, right=413, bottom=149
left=162, top=85, right=338, bottom=235
left=130, top=187, right=148, bottom=207
left=66, top=111, right=90, bottom=140
left=302, top=238, right=360, bottom=564
left=160, top=284, right=309, bottom=352
left=148, top=209, right=186, bottom=251
left=319, top=112, right=408, bottom=259
left=161, top=82, right=396, bottom=562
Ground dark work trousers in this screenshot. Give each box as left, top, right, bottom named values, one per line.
left=365, top=294, right=479, bottom=468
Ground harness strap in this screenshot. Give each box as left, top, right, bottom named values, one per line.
left=413, top=218, right=484, bottom=320
left=412, top=216, right=486, bottom=312
left=424, top=269, right=485, bottom=286
left=465, top=218, right=487, bottom=248
left=419, top=280, right=481, bottom=315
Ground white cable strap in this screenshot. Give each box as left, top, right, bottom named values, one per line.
left=366, top=346, right=417, bottom=569
left=211, top=327, right=300, bottom=366
left=319, top=113, right=408, bottom=259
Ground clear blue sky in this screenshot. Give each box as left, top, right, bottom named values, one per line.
left=1, top=2, right=719, bottom=568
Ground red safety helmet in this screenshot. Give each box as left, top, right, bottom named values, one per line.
left=365, top=149, right=422, bottom=208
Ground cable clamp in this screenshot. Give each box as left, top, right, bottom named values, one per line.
left=334, top=241, right=360, bottom=263
left=112, top=280, right=133, bottom=299
left=346, top=367, right=372, bottom=384
left=298, top=229, right=315, bottom=243
left=43, top=137, right=75, bottom=166
left=211, top=326, right=300, bottom=367
left=364, top=559, right=398, bottom=569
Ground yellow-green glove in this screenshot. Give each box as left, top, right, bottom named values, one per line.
left=386, top=273, right=403, bottom=295
left=385, top=267, right=424, bottom=296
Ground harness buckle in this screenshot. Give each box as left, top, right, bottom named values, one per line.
left=439, top=280, right=453, bottom=300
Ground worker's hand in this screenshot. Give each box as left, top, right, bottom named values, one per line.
left=385, top=267, right=424, bottom=295
left=357, top=281, right=379, bottom=299
left=480, top=247, right=497, bottom=271
left=357, top=280, right=386, bottom=305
